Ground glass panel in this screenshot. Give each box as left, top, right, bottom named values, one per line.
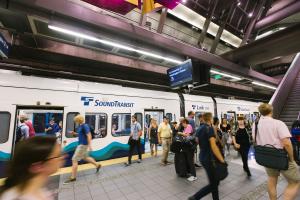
left=112, top=113, right=131, bottom=137
left=166, top=113, right=172, bottom=122
left=85, top=113, right=107, bottom=138
left=65, top=112, right=79, bottom=138
left=135, top=113, right=143, bottom=129
left=0, top=112, right=10, bottom=143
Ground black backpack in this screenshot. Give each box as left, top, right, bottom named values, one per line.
left=15, top=125, right=25, bottom=143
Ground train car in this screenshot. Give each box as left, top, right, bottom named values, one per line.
left=0, top=70, right=260, bottom=178
left=0, top=71, right=180, bottom=177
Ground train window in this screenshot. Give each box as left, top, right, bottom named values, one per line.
left=134, top=113, right=143, bottom=129
left=65, top=112, right=79, bottom=138
left=166, top=113, right=172, bottom=122
left=85, top=113, right=107, bottom=138
left=0, top=112, right=10, bottom=143
left=112, top=113, right=131, bottom=137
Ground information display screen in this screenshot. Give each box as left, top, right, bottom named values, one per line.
left=167, top=59, right=193, bottom=88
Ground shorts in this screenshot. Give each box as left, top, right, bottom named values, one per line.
left=72, top=145, right=89, bottom=161
left=265, top=161, right=300, bottom=182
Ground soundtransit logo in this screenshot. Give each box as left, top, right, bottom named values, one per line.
left=81, top=96, right=134, bottom=108
left=81, top=96, right=94, bottom=106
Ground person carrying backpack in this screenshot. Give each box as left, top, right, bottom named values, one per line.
left=15, top=118, right=29, bottom=143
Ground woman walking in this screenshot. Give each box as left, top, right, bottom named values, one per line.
left=232, top=116, right=251, bottom=177
left=189, top=113, right=226, bottom=200
left=149, top=119, right=159, bottom=156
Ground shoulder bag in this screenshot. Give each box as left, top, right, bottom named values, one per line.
left=254, top=120, right=289, bottom=170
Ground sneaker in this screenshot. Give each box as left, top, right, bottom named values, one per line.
left=188, top=196, right=196, bottom=200
left=63, top=177, right=76, bottom=184
left=160, top=162, right=167, bottom=166
left=137, top=159, right=142, bottom=163
left=195, top=163, right=202, bottom=168
left=187, top=176, right=197, bottom=182
left=96, top=164, right=101, bottom=173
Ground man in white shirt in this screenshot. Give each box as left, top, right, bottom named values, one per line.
left=252, top=103, right=300, bottom=200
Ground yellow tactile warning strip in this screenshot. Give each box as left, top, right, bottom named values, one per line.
left=0, top=151, right=162, bottom=186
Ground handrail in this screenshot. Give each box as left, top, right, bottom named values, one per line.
left=270, top=53, right=300, bottom=118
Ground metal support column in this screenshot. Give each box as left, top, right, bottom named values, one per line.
left=157, top=8, right=168, bottom=34
left=241, top=0, right=266, bottom=46
left=198, top=0, right=218, bottom=47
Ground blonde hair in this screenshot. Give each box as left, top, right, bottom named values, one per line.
left=74, top=115, right=84, bottom=124
left=203, top=112, right=213, bottom=123
left=258, top=103, right=273, bottom=116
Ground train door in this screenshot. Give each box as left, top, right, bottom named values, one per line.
left=144, top=109, right=164, bottom=153
left=0, top=104, right=15, bottom=178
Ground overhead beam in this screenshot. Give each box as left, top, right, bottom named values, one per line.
left=223, top=24, right=300, bottom=66
left=254, top=0, right=300, bottom=31
left=5, top=0, right=279, bottom=85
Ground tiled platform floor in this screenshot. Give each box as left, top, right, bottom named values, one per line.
left=50, top=152, right=300, bottom=200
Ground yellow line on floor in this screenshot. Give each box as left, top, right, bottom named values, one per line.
left=0, top=151, right=162, bottom=185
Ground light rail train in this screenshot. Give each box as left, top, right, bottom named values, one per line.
left=0, top=71, right=260, bottom=177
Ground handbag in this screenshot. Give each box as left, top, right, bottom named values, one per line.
left=254, top=120, right=289, bottom=170
left=212, top=160, right=228, bottom=181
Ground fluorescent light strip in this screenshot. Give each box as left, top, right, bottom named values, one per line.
left=48, top=25, right=183, bottom=64
left=210, top=69, right=242, bottom=80
left=252, top=81, right=277, bottom=90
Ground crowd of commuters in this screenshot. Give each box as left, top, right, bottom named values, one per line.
left=2, top=103, right=300, bottom=200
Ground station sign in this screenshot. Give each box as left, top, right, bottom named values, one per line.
left=0, top=33, right=10, bottom=58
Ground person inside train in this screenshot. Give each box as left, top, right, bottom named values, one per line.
left=148, top=118, right=158, bottom=157
left=232, top=116, right=251, bottom=177
left=220, top=118, right=232, bottom=156
left=45, top=118, right=59, bottom=136
left=15, top=117, right=30, bottom=143
left=20, top=115, right=35, bottom=138
left=125, top=115, right=143, bottom=166
left=189, top=112, right=226, bottom=200
left=213, top=117, right=224, bottom=157
left=158, top=116, right=172, bottom=166
left=179, top=118, right=197, bottom=182
left=64, top=115, right=101, bottom=184
left=0, top=137, right=65, bottom=200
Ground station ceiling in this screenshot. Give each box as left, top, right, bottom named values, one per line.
left=0, top=0, right=299, bottom=100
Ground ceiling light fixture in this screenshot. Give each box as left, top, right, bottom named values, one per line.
left=252, top=81, right=277, bottom=90
left=48, top=25, right=183, bottom=64
left=182, top=0, right=187, bottom=3
left=237, top=2, right=241, bottom=6
left=210, top=69, right=242, bottom=80
left=248, top=13, right=253, bottom=17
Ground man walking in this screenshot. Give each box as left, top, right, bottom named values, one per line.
left=125, top=115, right=142, bottom=166
left=253, top=103, right=300, bottom=200
left=158, top=116, right=172, bottom=166
left=64, top=115, right=101, bottom=184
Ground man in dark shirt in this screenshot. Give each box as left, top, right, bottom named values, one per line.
left=45, top=119, right=59, bottom=136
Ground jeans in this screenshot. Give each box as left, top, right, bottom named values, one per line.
left=128, top=139, right=142, bottom=163
left=192, top=161, right=220, bottom=200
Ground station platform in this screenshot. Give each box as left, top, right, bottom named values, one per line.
left=49, top=152, right=300, bottom=200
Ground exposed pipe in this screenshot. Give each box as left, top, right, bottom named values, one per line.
left=254, top=0, right=300, bottom=31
